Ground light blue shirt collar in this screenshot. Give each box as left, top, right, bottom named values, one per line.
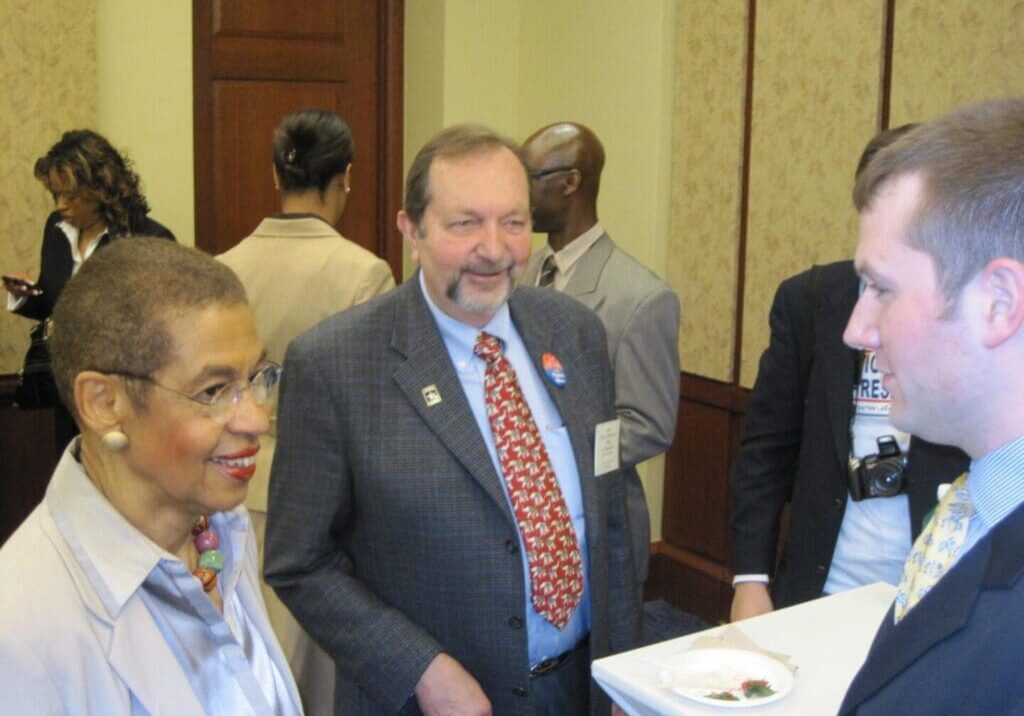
left=47, top=438, right=250, bottom=620
left=969, top=434, right=1024, bottom=534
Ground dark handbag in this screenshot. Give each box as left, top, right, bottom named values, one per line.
left=14, top=319, right=59, bottom=410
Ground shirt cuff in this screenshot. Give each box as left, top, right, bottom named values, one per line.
left=732, top=574, right=770, bottom=586
left=6, top=291, right=26, bottom=312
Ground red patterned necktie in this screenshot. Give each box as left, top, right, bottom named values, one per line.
left=474, top=332, right=583, bottom=628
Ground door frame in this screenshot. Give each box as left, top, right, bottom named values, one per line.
left=191, top=0, right=405, bottom=280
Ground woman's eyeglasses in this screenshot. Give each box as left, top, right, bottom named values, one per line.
left=112, top=362, right=282, bottom=423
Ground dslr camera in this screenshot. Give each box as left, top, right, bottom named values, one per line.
left=848, top=435, right=908, bottom=501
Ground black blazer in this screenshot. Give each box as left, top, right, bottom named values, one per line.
left=730, top=260, right=969, bottom=608
left=14, top=211, right=175, bottom=321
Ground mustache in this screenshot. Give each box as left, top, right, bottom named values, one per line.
left=460, top=258, right=514, bottom=276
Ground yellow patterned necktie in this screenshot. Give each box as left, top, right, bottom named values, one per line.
left=893, top=472, right=973, bottom=623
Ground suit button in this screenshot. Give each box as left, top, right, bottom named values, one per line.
left=508, top=616, right=523, bottom=629
left=512, top=686, right=527, bottom=697
left=505, top=539, right=518, bottom=554
left=817, top=564, right=827, bottom=573
left=833, top=498, right=843, bottom=508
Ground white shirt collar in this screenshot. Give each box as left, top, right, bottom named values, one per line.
left=57, top=220, right=108, bottom=273
left=539, top=222, right=604, bottom=287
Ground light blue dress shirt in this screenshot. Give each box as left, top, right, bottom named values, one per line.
left=824, top=349, right=912, bottom=594
left=419, top=273, right=591, bottom=664
left=43, top=440, right=301, bottom=715
left=959, top=434, right=1024, bottom=559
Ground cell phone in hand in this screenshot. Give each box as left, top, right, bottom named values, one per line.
left=2, top=275, right=43, bottom=295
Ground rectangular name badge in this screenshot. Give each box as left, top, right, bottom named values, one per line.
left=593, top=419, right=621, bottom=476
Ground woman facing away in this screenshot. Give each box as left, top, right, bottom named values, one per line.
left=0, top=238, right=302, bottom=715
left=218, top=108, right=394, bottom=714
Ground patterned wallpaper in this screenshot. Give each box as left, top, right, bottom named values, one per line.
left=669, top=0, right=1024, bottom=388
left=740, top=0, right=881, bottom=387
left=669, top=0, right=748, bottom=382
left=0, top=0, right=97, bottom=373
left=890, top=0, right=1024, bottom=126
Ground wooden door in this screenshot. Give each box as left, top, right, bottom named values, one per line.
left=193, top=0, right=403, bottom=278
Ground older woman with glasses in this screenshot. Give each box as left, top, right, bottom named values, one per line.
left=0, top=238, right=302, bottom=715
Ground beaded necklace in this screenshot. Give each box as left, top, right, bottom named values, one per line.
left=191, top=515, right=224, bottom=592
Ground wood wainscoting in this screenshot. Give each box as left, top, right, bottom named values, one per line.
left=646, top=372, right=750, bottom=624
left=0, top=374, right=58, bottom=546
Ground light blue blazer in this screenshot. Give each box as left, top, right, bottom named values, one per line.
left=0, top=447, right=303, bottom=715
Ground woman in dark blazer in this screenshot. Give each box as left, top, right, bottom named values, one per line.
left=5, top=129, right=175, bottom=319
left=3, top=129, right=175, bottom=451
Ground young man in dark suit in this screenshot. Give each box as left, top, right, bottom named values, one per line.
left=839, top=97, right=1024, bottom=714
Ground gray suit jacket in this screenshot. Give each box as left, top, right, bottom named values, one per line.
left=523, top=233, right=681, bottom=583
left=265, top=277, right=639, bottom=715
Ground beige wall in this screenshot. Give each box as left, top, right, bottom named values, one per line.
left=404, top=0, right=676, bottom=270
left=669, top=0, right=747, bottom=382
left=890, top=0, right=1024, bottom=126
left=97, top=0, right=194, bottom=247
left=671, top=0, right=1024, bottom=386
left=0, top=0, right=192, bottom=374
left=0, top=0, right=98, bottom=372
left=740, top=1, right=882, bottom=386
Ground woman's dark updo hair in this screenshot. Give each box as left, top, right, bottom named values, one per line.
left=272, top=109, right=355, bottom=194
left=34, top=129, right=151, bottom=235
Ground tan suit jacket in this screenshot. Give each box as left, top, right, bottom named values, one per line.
left=219, top=215, right=395, bottom=512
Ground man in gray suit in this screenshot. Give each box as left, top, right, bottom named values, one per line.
left=266, top=124, right=639, bottom=715
left=522, top=122, right=681, bottom=593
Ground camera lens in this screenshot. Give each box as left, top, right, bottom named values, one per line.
left=869, top=460, right=905, bottom=497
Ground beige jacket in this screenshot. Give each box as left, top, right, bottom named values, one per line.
left=219, top=215, right=395, bottom=511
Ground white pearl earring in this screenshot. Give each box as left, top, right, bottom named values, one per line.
left=101, top=430, right=130, bottom=451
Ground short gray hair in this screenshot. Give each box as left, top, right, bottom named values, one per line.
left=50, top=237, right=248, bottom=421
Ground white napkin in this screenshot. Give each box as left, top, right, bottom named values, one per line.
left=690, top=625, right=797, bottom=673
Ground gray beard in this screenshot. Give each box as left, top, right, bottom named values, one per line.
left=445, top=265, right=514, bottom=318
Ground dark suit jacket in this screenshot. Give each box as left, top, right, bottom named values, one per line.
left=840, top=501, right=1024, bottom=715
left=265, top=277, right=639, bottom=715
left=730, top=261, right=969, bottom=607
left=15, top=211, right=175, bottom=321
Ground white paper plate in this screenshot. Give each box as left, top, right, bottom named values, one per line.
left=658, top=647, right=794, bottom=708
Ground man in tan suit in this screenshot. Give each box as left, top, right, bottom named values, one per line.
left=219, top=109, right=394, bottom=714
